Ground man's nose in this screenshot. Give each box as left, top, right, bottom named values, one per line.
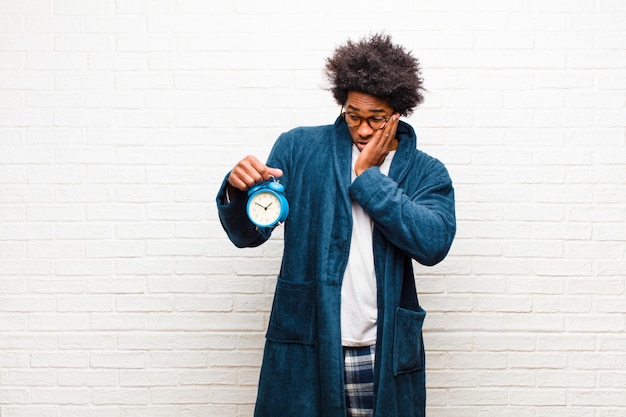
left=356, top=121, right=374, bottom=136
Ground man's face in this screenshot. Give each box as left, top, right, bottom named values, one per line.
left=343, top=91, right=394, bottom=152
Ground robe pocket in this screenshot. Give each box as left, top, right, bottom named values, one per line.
left=393, top=306, right=426, bottom=376
left=266, top=278, right=316, bottom=345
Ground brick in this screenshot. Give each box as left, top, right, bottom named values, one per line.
left=0, top=296, right=55, bottom=312
left=537, top=371, right=595, bottom=388
left=533, top=295, right=593, bottom=313
left=119, top=370, right=180, bottom=387
left=85, top=92, right=144, bottom=109
left=117, top=333, right=176, bottom=350
left=26, top=205, right=84, bottom=221
left=26, top=93, right=82, bottom=108
left=54, top=72, right=113, bottom=90
left=0, top=353, right=30, bottom=368
left=55, top=260, right=114, bottom=276
left=56, top=186, right=113, bottom=203
left=115, top=148, right=172, bottom=165
left=90, top=314, right=147, bottom=331
left=565, top=315, right=625, bottom=333
left=597, top=372, right=626, bottom=389
left=120, top=407, right=180, bottom=417
left=507, top=353, right=567, bottom=369
left=477, top=370, right=535, bottom=387
left=30, top=353, right=89, bottom=368
left=538, top=0, right=594, bottom=12
left=0, top=388, right=31, bottom=404
left=26, top=16, right=82, bottom=33
left=91, top=389, right=150, bottom=405
left=570, top=390, right=626, bottom=406
left=90, top=353, right=148, bottom=369
left=57, top=295, right=114, bottom=312
left=209, top=386, right=257, bottom=405
left=0, top=335, right=57, bottom=350
left=89, top=53, right=148, bottom=71
left=116, top=295, right=172, bottom=312
left=146, top=240, right=204, bottom=256
left=58, top=334, right=117, bottom=350
left=0, top=260, right=53, bottom=275
left=57, top=370, right=118, bottom=387
left=147, top=204, right=205, bottom=221
left=55, top=35, right=112, bottom=52
left=0, top=166, right=27, bottom=184
left=510, top=389, right=567, bottom=405
left=115, top=73, right=174, bottom=90
left=114, top=110, right=173, bottom=127
left=447, top=388, right=509, bottom=406
left=174, top=333, right=237, bottom=350
left=150, top=352, right=208, bottom=368
left=0, top=206, right=24, bottom=221
left=28, top=278, right=85, bottom=294
left=86, top=204, right=146, bottom=221
left=84, top=166, right=145, bottom=184
left=0, top=241, right=25, bottom=258
left=55, top=223, right=113, bottom=239
left=537, top=334, right=596, bottom=351
left=27, top=53, right=87, bottom=70
left=86, top=241, right=145, bottom=258
left=0, top=314, right=27, bottom=331
left=150, top=388, right=210, bottom=404
left=85, top=276, right=146, bottom=294
left=0, top=72, right=54, bottom=90
left=567, top=277, right=624, bottom=294
left=28, top=313, right=89, bottom=331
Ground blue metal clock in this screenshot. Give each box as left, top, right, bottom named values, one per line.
left=246, top=178, right=289, bottom=229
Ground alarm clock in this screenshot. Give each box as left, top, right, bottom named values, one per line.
left=246, top=178, right=289, bottom=229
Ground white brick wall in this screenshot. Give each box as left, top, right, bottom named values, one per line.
left=1, top=0, right=625, bottom=416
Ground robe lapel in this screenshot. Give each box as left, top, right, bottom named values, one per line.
left=331, top=116, right=353, bottom=205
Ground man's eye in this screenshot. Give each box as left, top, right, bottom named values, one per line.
left=347, top=114, right=361, bottom=121
left=370, top=117, right=386, bottom=123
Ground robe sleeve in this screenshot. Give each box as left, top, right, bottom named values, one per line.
left=215, top=133, right=292, bottom=248
left=215, top=172, right=272, bottom=248
left=348, top=156, right=456, bottom=266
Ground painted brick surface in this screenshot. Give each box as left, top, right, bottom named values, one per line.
left=0, top=1, right=625, bottom=416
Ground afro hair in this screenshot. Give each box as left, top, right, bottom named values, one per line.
left=324, top=33, right=424, bottom=116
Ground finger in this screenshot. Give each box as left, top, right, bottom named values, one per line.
left=228, top=156, right=284, bottom=191
left=385, top=114, right=400, bottom=141
left=266, top=167, right=284, bottom=179
left=245, top=156, right=283, bottom=181
left=228, top=156, right=264, bottom=191
left=380, top=114, right=400, bottom=152
left=228, top=168, right=260, bottom=191
left=245, top=156, right=268, bottom=177
left=374, top=115, right=393, bottom=145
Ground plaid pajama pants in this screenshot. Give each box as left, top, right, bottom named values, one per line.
left=343, top=345, right=376, bottom=417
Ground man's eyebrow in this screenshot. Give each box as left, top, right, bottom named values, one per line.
left=346, top=104, right=386, bottom=113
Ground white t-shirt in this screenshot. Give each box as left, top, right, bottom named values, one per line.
left=341, top=145, right=396, bottom=347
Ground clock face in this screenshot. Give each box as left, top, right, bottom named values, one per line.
left=248, top=191, right=282, bottom=227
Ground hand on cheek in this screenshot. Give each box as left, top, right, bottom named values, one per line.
left=354, top=114, right=400, bottom=176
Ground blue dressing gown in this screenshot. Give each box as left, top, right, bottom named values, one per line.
left=216, top=117, right=456, bottom=417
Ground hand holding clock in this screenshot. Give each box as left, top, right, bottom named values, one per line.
left=227, top=155, right=283, bottom=193
left=226, top=155, right=289, bottom=229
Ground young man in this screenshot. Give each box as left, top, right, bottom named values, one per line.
left=216, top=33, right=456, bottom=417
